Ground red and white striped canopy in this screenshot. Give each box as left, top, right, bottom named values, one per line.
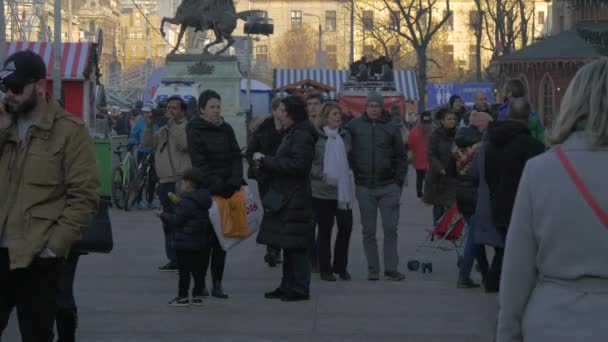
left=5, top=42, right=93, bottom=80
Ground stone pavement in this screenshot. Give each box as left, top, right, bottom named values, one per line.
left=5, top=173, right=499, bottom=341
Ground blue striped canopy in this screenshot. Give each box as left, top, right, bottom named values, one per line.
left=274, top=68, right=419, bottom=101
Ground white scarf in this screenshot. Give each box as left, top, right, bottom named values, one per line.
left=323, top=127, right=355, bottom=209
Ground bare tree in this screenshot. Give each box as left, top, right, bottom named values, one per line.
left=472, top=0, right=483, bottom=81
left=272, top=25, right=318, bottom=69
left=375, top=0, right=453, bottom=112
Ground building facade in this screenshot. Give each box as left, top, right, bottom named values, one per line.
left=117, top=6, right=167, bottom=70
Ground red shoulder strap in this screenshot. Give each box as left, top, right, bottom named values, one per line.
left=555, top=146, right=608, bottom=229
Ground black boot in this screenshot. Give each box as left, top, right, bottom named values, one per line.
left=56, top=308, right=77, bottom=342
left=212, top=281, right=229, bottom=299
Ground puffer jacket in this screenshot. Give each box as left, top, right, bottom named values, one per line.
left=245, top=116, right=283, bottom=186
left=186, top=117, right=244, bottom=197
left=423, top=126, right=457, bottom=207
left=143, top=118, right=191, bottom=183
left=310, top=127, right=352, bottom=200
left=0, top=99, right=101, bottom=269
left=256, top=120, right=318, bottom=250
left=160, top=189, right=212, bottom=251
left=345, top=112, right=407, bottom=188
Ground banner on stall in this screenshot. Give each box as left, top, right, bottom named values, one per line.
left=427, top=83, right=495, bottom=109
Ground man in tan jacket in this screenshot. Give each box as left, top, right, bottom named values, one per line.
left=143, top=96, right=191, bottom=272
left=0, top=51, right=101, bottom=341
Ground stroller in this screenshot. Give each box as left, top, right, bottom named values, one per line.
left=407, top=203, right=467, bottom=273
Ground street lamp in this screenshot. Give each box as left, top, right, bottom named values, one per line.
left=304, top=13, right=326, bottom=69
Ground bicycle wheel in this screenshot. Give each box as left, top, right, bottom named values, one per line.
left=111, top=167, right=126, bottom=209
left=125, top=167, right=145, bottom=211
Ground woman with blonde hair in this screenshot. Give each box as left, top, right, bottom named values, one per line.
left=310, top=101, right=354, bottom=281
left=497, top=58, right=608, bottom=341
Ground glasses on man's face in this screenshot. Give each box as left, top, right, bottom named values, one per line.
left=0, top=79, right=35, bottom=95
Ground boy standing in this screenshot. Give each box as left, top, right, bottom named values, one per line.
left=156, top=169, right=212, bottom=306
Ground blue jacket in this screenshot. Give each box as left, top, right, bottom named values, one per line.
left=130, top=119, right=158, bottom=153
left=160, top=189, right=213, bottom=251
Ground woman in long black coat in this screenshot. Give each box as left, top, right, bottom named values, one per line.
left=255, top=95, right=318, bottom=302
left=423, top=108, right=458, bottom=224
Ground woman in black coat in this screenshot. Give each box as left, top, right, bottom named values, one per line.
left=255, top=95, right=318, bottom=302
left=423, top=108, right=458, bottom=224
left=246, top=98, right=285, bottom=267
left=186, top=89, right=245, bottom=299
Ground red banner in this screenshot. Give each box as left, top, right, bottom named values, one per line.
left=339, top=95, right=406, bottom=117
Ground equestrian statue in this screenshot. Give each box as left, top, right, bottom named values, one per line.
left=160, top=0, right=249, bottom=55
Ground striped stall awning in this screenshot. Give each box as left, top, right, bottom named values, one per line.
left=5, top=42, right=94, bottom=80
left=274, top=68, right=419, bottom=101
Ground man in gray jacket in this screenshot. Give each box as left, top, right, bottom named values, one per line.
left=143, top=96, right=191, bottom=272
left=346, top=92, right=407, bottom=281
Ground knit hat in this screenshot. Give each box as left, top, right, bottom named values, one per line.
left=366, top=91, right=384, bottom=107
left=449, top=95, right=462, bottom=108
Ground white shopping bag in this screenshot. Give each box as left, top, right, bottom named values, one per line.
left=209, top=186, right=263, bottom=251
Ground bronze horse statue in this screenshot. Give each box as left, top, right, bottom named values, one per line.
left=161, top=0, right=248, bottom=55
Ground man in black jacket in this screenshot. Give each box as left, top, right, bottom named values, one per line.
left=484, top=97, right=545, bottom=291
left=346, top=92, right=407, bottom=281
left=186, top=89, right=244, bottom=298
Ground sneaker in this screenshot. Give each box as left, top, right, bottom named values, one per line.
left=137, top=201, right=148, bottom=210
left=367, top=272, right=380, bottom=281
left=168, top=297, right=190, bottom=307
left=158, top=263, right=177, bottom=272
left=385, top=270, right=406, bottom=281
left=148, top=199, right=160, bottom=209
left=337, top=271, right=352, bottom=281
left=320, top=273, right=337, bottom=281
left=191, top=296, right=204, bottom=306
left=457, top=278, right=481, bottom=289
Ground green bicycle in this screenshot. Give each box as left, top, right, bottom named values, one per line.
left=111, top=144, right=137, bottom=210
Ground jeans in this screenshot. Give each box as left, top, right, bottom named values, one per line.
left=415, top=169, right=427, bottom=198
left=0, top=248, right=64, bottom=342
left=176, top=250, right=204, bottom=298
left=355, top=184, right=401, bottom=274
left=202, top=231, right=226, bottom=285
left=280, top=248, right=311, bottom=294
left=458, top=216, right=490, bottom=281
left=312, top=198, right=353, bottom=274
left=157, top=182, right=177, bottom=265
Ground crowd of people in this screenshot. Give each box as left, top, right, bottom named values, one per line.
left=1, top=48, right=607, bottom=342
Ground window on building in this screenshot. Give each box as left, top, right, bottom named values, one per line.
left=443, top=44, right=454, bottom=64
left=443, top=10, right=453, bottom=31
left=538, top=11, right=545, bottom=25
left=390, top=10, right=400, bottom=31
left=469, top=10, right=480, bottom=29
left=363, top=45, right=374, bottom=58
left=326, top=11, right=337, bottom=31
left=469, top=44, right=477, bottom=71
left=326, top=44, right=338, bottom=69
left=389, top=45, right=400, bottom=64
left=541, top=74, right=555, bottom=127
left=256, top=45, right=269, bottom=65
left=419, top=11, right=428, bottom=31
left=129, top=32, right=135, bottom=39
left=135, top=12, right=140, bottom=18
left=291, top=10, right=302, bottom=30
left=135, top=19, right=141, bottom=27
left=363, top=11, right=374, bottom=31
left=137, top=32, right=143, bottom=39
left=131, top=45, right=136, bottom=56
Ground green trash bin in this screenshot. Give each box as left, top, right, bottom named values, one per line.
left=95, top=138, right=112, bottom=197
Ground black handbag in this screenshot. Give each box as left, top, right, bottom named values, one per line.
left=74, top=197, right=114, bottom=254
left=261, top=189, right=286, bottom=213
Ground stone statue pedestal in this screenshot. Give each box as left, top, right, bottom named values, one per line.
left=163, top=54, right=245, bottom=147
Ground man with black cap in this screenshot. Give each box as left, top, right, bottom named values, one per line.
left=0, top=50, right=101, bottom=341
left=345, top=91, right=407, bottom=281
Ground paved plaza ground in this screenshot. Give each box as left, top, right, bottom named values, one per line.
left=5, top=173, right=499, bottom=341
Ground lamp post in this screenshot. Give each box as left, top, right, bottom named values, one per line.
left=0, top=0, right=6, bottom=64
left=53, top=0, right=62, bottom=101
left=304, top=13, right=325, bottom=69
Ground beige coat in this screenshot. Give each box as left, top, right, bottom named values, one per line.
left=0, top=99, right=101, bottom=269
left=143, top=118, right=191, bottom=183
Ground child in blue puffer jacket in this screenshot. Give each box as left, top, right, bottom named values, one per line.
left=155, top=168, right=212, bottom=307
